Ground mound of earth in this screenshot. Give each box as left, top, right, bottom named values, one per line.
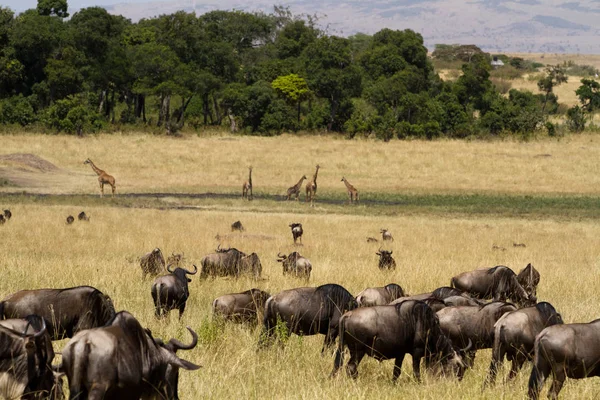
left=0, top=153, right=59, bottom=172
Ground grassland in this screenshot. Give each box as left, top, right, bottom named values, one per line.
left=1, top=132, right=600, bottom=399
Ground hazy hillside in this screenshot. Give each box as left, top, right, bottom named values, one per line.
left=99, top=0, right=600, bottom=53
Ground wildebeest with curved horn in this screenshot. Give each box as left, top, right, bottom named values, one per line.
left=331, top=300, right=470, bottom=381
left=516, top=263, right=540, bottom=297
left=200, top=245, right=248, bottom=279
left=0, top=286, right=115, bottom=340
left=451, top=265, right=536, bottom=306
left=151, top=264, right=198, bottom=319
left=213, top=288, right=271, bottom=324
left=0, top=315, right=64, bottom=400
left=437, top=301, right=517, bottom=376
left=260, top=284, right=357, bottom=352
left=140, top=247, right=166, bottom=279
left=528, top=318, right=600, bottom=400
left=277, top=252, right=312, bottom=280
left=355, top=283, right=405, bottom=307
left=485, top=302, right=563, bottom=387
left=59, top=311, right=200, bottom=400
left=376, top=248, right=396, bottom=270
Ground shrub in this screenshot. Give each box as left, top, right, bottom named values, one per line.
left=42, top=96, right=104, bottom=134
left=0, top=95, right=36, bottom=126
left=566, top=106, right=586, bottom=133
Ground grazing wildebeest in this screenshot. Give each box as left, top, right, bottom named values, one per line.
left=260, top=284, right=356, bottom=352
left=200, top=245, right=247, bottom=279
left=0, top=286, right=116, bottom=340
left=0, top=315, right=64, bottom=400
left=528, top=319, right=600, bottom=400
left=3, top=209, right=11, bottom=220
left=517, top=263, right=540, bottom=297
left=77, top=211, right=89, bottom=221
left=380, top=229, right=393, bottom=241
left=331, top=300, right=469, bottom=381
left=231, top=220, right=244, bottom=232
left=432, top=286, right=467, bottom=300
left=390, top=292, right=435, bottom=304
left=66, top=215, right=74, bottom=224
left=277, top=252, right=312, bottom=280
left=212, top=288, right=271, bottom=324
left=451, top=265, right=536, bottom=306
left=237, top=252, right=262, bottom=279
left=355, top=283, right=405, bottom=307
left=376, top=249, right=396, bottom=270
left=486, top=302, right=563, bottom=387
left=140, top=248, right=166, bottom=279
left=289, top=223, right=303, bottom=244
left=437, top=302, right=518, bottom=376
left=59, top=311, right=200, bottom=400
left=151, top=264, right=198, bottom=319
left=432, top=286, right=484, bottom=307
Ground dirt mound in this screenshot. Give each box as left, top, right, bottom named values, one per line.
left=0, top=153, right=59, bottom=172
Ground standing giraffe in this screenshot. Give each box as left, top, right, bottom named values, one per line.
left=84, top=158, right=116, bottom=197
left=242, top=166, right=253, bottom=200
left=341, top=177, right=359, bottom=204
left=286, top=175, right=307, bottom=200
left=305, top=164, right=320, bottom=205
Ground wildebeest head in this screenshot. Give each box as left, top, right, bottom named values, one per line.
left=3, top=209, right=11, bottom=220
left=517, top=263, right=540, bottom=297
left=167, top=264, right=198, bottom=283
left=376, top=249, right=396, bottom=270
left=77, top=211, right=89, bottom=221
left=535, top=301, right=563, bottom=327
left=490, top=265, right=536, bottom=306
left=66, top=215, right=74, bottom=225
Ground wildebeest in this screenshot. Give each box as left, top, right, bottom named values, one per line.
left=140, top=248, right=166, bottom=279
left=0, top=315, right=63, bottom=400
left=331, top=300, right=469, bottom=381
left=0, top=214, right=4, bottom=224
left=0, top=286, right=116, bottom=340
left=528, top=319, right=600, bottom=400
left=277, top=252, right=312, bottom=280
left=231, top=220, right=244, bottom=232
left=355, top=283, right=405, bottom=307
left=212, top=288, right=271, bottom=323
left=66, top=215, right=74, bottom=224
left=151, top=264, right=198, bottom=319
left=376, top=249, right=396, bottom=270
left=451, top=265, right=536, bottom=306
left=516, top=263, right=540, bottom=297
left=3, top=209, right=11, bottom=220
left=260, top=284, right=356, bottom=352
left=486, top=302, right=563, bottom=387
left=238, top=252, right=262, bottom=279
left=200, top=245, right=248, bottom=279
left=77, top=211, right=89, bottom=221
left=289, top=223, right=303, bottom=244
left=437, top=302, right=518, bottom=375
left=432, top=286, right=484, bottom=307
left=381, top=228, right=393, bottom=241
left=366, top=237, right=378, bottom=243
left=59, top=311, right=200, bottom=400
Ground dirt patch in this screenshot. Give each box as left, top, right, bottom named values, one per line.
left=0, top=153, right=59, bottom=172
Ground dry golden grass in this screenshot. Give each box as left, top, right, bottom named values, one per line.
left=1, top=133, right=600, bottom=399
left=1, top=204, right=600, bottom=399
left=0, top=133, right=599, bottom=196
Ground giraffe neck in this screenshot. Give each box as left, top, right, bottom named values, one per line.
left=296, top=177, right=305, bottom=188
left=88, top=161, right=104, bottom=176
left=344, top=179, right=352, bottom=190
left=248, top=169, right=252, bottom=187
left=313, top=168, right=319, bottom=183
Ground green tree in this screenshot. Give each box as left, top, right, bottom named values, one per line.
left=37, top=0, right=68, bottom=17
left=575, top=78, right=600, bottom=112
left=271, top=74, right=310, bottom=122
left=537, top=64, right=567, bottom=113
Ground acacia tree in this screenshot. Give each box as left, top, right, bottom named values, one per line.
left=537, top=64, right=567, bottom=113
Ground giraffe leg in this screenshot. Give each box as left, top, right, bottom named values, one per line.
left=111, top=184, right=115, bottom=197
left=100, top=182, right=104, bottom=197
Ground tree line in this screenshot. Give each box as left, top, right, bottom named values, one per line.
left=0, top=2, right=599, bottom=137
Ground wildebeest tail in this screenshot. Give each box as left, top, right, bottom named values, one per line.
left=331, top=314, right=347, bottom=376
left=68, top=340, right=91, bottom=398
left=0, top=301, right=4, bottom=320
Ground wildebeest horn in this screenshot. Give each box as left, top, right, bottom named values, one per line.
left=169, top=326, right=198, bottom=351
left=32, top=318, right=47, bottom=339
left=184, top=264, right=198, bottom=275
left=217, top=244, right=221, bottom=251
left=460, top=339, right=473, bottom=353
left=167, top=263, right=175, bottom=273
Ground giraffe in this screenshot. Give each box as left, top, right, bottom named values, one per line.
left=341, top=177, right=359, bottom=204
left=286, top=175, right=307, bottom=200
left=84, top=158, right=116, bottom=197
left=305, top=164, right=320, bottom=205
left=242, top=166, right=253, bottom=200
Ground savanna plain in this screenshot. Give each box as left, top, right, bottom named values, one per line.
left=1, top=132, right=600, bottom=399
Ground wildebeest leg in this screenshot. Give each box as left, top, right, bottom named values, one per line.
left=528, top=355, right=551, bottom=400
left=392, top=354, right=406, bottom=382
left=346, top=351, right=364, bottom=379
left=87, top=384, right=107, bottom=400
left=412, top=351, right=424, bottom=382
left=178, top=303, right=186, bottom=319
left=321, top=328, right=337, bottom=354
left=548, top=371, right=565, bottom=400
left=507, top=351, right=527, bottom=381
left=485, top=339, right=506, bottom=387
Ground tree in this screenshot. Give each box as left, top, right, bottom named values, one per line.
left=576, top=78, right=600, bottom=112
left=37, top=0, right=68, bottom=17
left=537, top=64, right=567, bottom=113
left=271, top=74, right=310, bottom=122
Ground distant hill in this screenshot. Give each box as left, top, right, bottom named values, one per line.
left=98, top=0, right=600, bottom=54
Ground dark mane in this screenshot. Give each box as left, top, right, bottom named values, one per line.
left=87, top=289, right=116, bottom=327
left=384, top=283, right=405, bottom=299
left=479, top=301, right=515, bottom=310
left=535, top=302, right=563, bottom=326
left=487, top=265, right=514, bottom=276
left=432, top=286, right=464, bottom=299
left=315, top=284, right=357, bottom=313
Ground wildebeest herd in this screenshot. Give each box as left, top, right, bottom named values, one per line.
left=0, top=214, right=597, bottom=400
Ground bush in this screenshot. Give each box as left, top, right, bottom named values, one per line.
left=0, top=95, right=36, bottom=126
left=566, top=106, right=586, bottom=133
left=43, top=96, right=104, bottom=134
left=344, top=99, right=376, bottom=138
